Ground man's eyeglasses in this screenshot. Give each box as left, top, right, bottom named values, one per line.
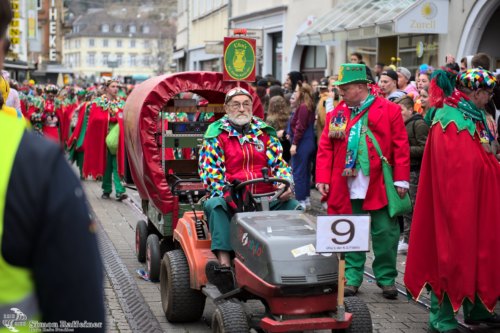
left=228, top=102, right=252, bottom=110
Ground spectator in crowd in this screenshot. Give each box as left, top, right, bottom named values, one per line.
left=374, top=62, right=385, bottom=83
left=472, top=52, right=491, bottom=70
left=316, top=63, right=409, bottom=300
left=394, top=95, right=429, bottom=254
left=417, top=65, right=433, bottom=90
left=267, top=95, right=292, bottom=163
left=350, top=52, right=374, bottom=82
left=406, top=67, right=500, bottom=333
left=379, top=69, right=406, bottom=102
left=289, top=82, right=316, bottom=210
left=460, top=56, right=473, bottom=72
left=285, top=71, right=304, bottom=94
left=416, top=86, right=430, bottom=116
left=1, top=70, right=21, bottom=115
left=397, top=67, right=419, bottom=100
left=315, top=78, right=331, bottom=144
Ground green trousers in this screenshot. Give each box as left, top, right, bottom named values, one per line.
left=430, top=292, right=494, bottom=332
left=102, top=149, right=125, bottom=197
left=344, top=199, right=399, bottom=287
left=204, top=196, right=301, bottom=252
left=75, top=151, right=84, bottom=179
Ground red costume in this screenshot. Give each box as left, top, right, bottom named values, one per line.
left=405, top=90, right=500, bottom=312
left=83, top=97, right=125, bottom=179
left=316, top=97, right=410, bottom=213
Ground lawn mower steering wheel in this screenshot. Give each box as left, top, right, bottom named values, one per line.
left=233, top=168, right=291, bottom=210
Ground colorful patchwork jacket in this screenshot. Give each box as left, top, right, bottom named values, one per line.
left=199, top=116, right=292, bottom=197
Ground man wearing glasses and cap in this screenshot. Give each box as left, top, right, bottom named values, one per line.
left=199, top=87, right=299, bottom=291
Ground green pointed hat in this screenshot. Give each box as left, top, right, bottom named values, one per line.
left=334, top=64, right=371, bottom=85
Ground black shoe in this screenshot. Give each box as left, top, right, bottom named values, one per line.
left=205, top=261, right=234, bottom=294
left=344, top=285, right=359, bottom=297
left=116, top=193, right=128, bottom=201
left=101, top=193, right=110, bottom=199
left=377, top=283, right=398, bottom=299
left=464, top=313, right=500, bottom=327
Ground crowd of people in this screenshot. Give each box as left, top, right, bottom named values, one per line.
left=1, top=75, right=131, bottom=200
left=247, top=52, right=500, bottom=333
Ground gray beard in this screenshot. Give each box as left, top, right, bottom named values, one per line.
left=228, top=114, right=251, bottom=126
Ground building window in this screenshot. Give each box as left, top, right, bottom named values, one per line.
left=117, top=40, right=122, bottom=47
left=300, top=46, right=327, bottom=82
left=142, top=25, right=150, bottom=34
left=129, top=25, right=136, bottom=33
left=271, top=32, right=283, bottom=82
left=87, top=53, right=95, bottom=65
left=130, top=39, right=136, bottom=48
left=114, top=25, right=122, bottom=33
left=103, top=39, right=108, bottom=47
left=101, top=24, right=109, bottom=33
left=143, top=40, right=150, bottom=48
left=142, top=55, right=150, bottom=66
left=88, top=39, right=95, bottom=47
left=129, top=54, right=137, bottom=66
left=102, top=53, right=109, bottom=66
left=37, top=0, right=42, bottom=9
left=116, top=54, right=123, bottom=66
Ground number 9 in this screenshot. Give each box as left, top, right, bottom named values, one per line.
left=331, top=219, right=355, bottom=245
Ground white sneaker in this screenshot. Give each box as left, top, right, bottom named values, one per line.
left=305, top=197, right=312, bottom=210
left=298, top=200, right=307, bottom=210
left=398, top=240, right=409, bottom=254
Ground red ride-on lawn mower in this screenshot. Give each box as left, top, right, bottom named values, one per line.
left=160, top=168, right=373, bottom=332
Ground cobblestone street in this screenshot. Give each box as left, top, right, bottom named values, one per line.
left=83, top=179, right=438, bottom=333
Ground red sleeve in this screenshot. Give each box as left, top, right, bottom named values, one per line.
left=388, top=103, right=410, bottom=181
left=291, top=104, right=312, bottom=145
left=315, top=112, right=334, bottom=184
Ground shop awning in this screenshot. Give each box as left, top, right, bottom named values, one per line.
left=297, top=0, right=448, bottom=45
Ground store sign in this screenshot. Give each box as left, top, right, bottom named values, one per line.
left=9, top=0, right=20, bottom=45
left=395, top=0, right=448, bottom=34
left=49, top=0, right=58, bottom=61
left=27, top=0, right=38, bottom=39
left=223, top=37, right=256, bottom=82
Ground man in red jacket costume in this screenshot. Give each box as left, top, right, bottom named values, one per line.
left=83, top=79, right=127, bottom=200
left=405, top=68, right=500, bottom=333
left=316, top=64, right=410, bottom=299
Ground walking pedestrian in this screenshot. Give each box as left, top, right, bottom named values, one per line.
left=316, top=63, right=410, bottom=299
left=83, top=79, right=127, bottom=200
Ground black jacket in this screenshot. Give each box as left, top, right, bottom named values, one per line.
left=2, top=131, right=105, bottom=330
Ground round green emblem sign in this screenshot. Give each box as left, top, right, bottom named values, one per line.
left=224, top=39, right=256, bottom=80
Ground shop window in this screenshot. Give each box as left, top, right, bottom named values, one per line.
left=398, top=34, right=439, bottom=74
left=346, top=39, right=376, bottom=68
left=300, top=46, right=327, bottom=82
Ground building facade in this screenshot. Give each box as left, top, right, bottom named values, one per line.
left=63, top=8, right=174, bottom=81
left=174, top=0, right=500, bottom=84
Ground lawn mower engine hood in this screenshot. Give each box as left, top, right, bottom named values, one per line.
left=230, top=210, right=339, bottom=287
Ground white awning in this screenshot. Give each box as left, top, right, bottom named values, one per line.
left=172, top=49, right=185, bottom=60
left=297, top=0, right=448, bottom=45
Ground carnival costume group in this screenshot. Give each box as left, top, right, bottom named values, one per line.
left=3, top=61, right=499, bottom=333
